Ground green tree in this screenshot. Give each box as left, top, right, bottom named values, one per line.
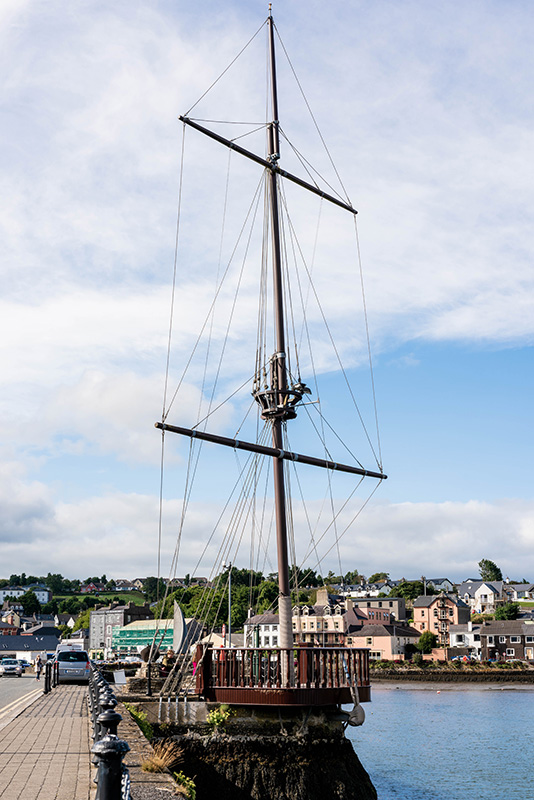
left=72, top=609, right=91, bottom=632
left=45, top=573, right=63, bottom=593
left=19, top=590, right=41, bottom=615
left=257, top=581, right=278, bottom=613
left=343, top=570, right=362, bottom=585
left=478, top=559, right=503, bottom=582
left=143, top=576, right=166, bottom=603
left=494, top=602, right=520, bottom=620
left=396, top=581, right=424, bottom=601
left=59, top=597, right=82, bottom=615
left=416, top=631, right=437, bottom=654
left=368, top=572, right=389, bottom=584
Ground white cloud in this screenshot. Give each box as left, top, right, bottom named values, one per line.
left=1, top=1, right=533, bottom=581
left=1, top=475, right=533, bottom=583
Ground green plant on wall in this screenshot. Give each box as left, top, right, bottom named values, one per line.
left=207, top=704, right=235, bottom=728
left=174, top=771, right=196, bottom=799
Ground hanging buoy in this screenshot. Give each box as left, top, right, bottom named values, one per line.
left=347, top=703, right=365, bottom=727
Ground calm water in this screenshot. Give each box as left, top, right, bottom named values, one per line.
left=347, top=683, right=533, bottom=800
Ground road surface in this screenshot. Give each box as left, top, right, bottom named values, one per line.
left=0, top=673, right=43, bottom=730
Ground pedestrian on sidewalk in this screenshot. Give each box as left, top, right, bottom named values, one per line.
left=35, top=655, right=43, bottom=681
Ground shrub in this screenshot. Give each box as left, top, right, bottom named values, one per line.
left=174, top=770, right=196, bottom=799
left=141, top=740, right=183, bottom=773
left=123, top=703, right=154, bottom=740
left=207, top=704, right=235, bottom=728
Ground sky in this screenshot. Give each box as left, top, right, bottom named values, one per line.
left=1, top=0, right=533, bottom=585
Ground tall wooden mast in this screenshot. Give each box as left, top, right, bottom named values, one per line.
left=265, top=9, right=293, bottom=653
left=156, top=10, right=387, bottom=667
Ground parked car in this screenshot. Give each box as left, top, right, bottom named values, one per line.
left=0, top=658, right=23, bottom=677
left=55, top=650, right=91, bottom=683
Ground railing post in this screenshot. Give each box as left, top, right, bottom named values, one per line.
left=92, top=734, right=130, bottom=800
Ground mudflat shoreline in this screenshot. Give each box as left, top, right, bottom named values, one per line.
left=371, top=669, right=534, bottom=684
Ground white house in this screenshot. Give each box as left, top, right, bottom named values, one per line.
left=449, top=621, right=482, bottom=658
left=0, top=586, right=51, bottom=605
left=244, top=614, right=280, bottom=647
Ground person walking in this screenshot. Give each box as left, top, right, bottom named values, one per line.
left=35, top=655, right=42, bottom=681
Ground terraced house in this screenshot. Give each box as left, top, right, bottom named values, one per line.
left=412, top=593, right=470, bottom=646
left=480, top=620, right=534, bottom=661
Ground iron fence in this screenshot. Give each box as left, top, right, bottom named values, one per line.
left=89, top=664, right=132, bottom=800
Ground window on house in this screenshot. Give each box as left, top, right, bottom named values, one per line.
left=378, top=602, right=382, bottom=607
left=292, top=622, right=296, bottom=629
left=421, top=623, right=426, bottom=630
left=272, top=637, right=278, bottom=646
left=499, top=636, right=506, bottom=643
left=370, top=651, right=381, bottom=660
left=488, top=636, right=494, bottom=644
left=510, top=636, right=520, bottom=643
left=474, top=634, right=480, bottom=641
left=434, top=623, right=438, bottom=629
left=526, top=636, right=534, bottom=643
left=506, top=648, right=514, bottom=656
left=389, top=602, right=393, bottom=607
left=433, top=609, right=438, bottom=617
left=310, top=622, right=315, bottom=629
left=264, top=636, right=270, bottom=646
left=421, top=610, right=425, bottom=617
left=366, top=637, right=372, bottom=646
left=334, top=621, right=339, bottom=629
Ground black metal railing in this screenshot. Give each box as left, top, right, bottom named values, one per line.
left=43, top=659, right=59, bottom=693
left=89, top=665, right=132, bottom=800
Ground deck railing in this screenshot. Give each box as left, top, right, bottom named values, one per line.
left=195, top=644, right=370, bottom=706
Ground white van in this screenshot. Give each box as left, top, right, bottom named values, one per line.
left=55, top=641, right=85, bottom=655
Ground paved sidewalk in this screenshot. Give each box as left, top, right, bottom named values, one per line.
left=0, top=685, right=94, bottom=800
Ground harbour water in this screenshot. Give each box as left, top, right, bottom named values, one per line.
left=347, top=682, right=533, bottom=800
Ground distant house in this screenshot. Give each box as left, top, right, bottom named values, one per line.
left=21, top=623, right=61, bottom=638
left=0, top=634, right=63, bottom=662
left=347, top=624, right=421, bottom=660
left=457, top=581, right=508, bottom=614
left=0, top=620, right=18, bottom=636
left=54, top=613, right=76, bottom=629
left=480, top=620, right=534, bottom=661
left=113, top=580, right=135, bottom=592
left=426, top=578, right=454, bottom=593
left=0, top=585, right=51, bottom=605
left=244, top=614, right=280, bottom=647
left=449, top=621, right=483, bottom=659
left=350, top=597, right=407, bottom=622
left=132, top=579, right=146, bottom=591
left=412, top=593, right=470, bottom=646
left=509, top=584, right=534, bottom=601
left=89, top=601, right=153, bottom=656
left=80, top=582, right=106, bottom=594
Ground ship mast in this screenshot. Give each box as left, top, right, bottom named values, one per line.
left=156, top=10, right=387, bottom=662
left=265, top=9, right=293, bottom=653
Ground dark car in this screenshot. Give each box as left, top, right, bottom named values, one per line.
left=55, top=650, right=91, bottom=683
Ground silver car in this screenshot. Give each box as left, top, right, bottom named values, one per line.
left=0, top=658, right=23, bottom=677
left=55, top=650, right=91, bottom=682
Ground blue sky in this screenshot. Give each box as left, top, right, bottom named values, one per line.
left=0, top=0, right=533, bottom=583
